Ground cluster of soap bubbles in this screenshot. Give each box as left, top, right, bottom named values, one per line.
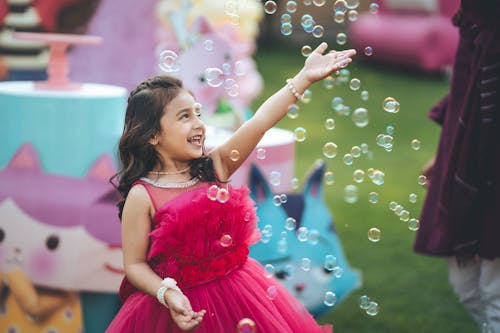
left=224, top=0, right=242, bottom=25
left=272, top=193, right=288, bottom=206
left=359, top=295, right=380, bottom=316
left=333, top=0, right=360, bottom=24
left=376, top=130, right=395, bottom=152
left=207, top=184, right=230, bottom=203
left=389, top=201, right=420, bottom=230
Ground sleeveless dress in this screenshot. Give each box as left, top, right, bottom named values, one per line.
left=106, top=180, right=333, bottom=333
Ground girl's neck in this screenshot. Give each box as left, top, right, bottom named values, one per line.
left=148, top=165, right=190, bottom=176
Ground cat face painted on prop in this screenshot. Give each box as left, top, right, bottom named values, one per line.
left=0, top=143, right=123, bottom=293
left=249, top=161, right=361, bottom=317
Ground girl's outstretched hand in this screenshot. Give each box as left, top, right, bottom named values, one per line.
left=166, top=289, right=206, bottom=331
left=303, top=42, right=356, bottom=84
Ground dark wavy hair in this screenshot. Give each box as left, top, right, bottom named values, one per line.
left=110, top=75, right=218, bottom=219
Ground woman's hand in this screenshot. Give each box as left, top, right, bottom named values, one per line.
left=303, top=42, right=356, bottom=84
left=166, top=289, right=206, bottom=331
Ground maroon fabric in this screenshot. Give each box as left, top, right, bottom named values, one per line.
left=414, top=0, right=500, bottom=258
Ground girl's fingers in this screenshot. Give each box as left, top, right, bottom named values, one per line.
left=313, top=42, right=328, bottom=55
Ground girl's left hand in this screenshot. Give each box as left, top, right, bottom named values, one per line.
left=303, top=42, right=356, bottom=84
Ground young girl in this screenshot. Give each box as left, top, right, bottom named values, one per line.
left=106, top=42, right=355, bottom=332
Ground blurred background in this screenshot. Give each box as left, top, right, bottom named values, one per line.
left=0, top=0, right=480, bottom=332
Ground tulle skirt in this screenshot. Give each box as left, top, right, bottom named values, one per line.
left=106, top=258, right=332, bottom=333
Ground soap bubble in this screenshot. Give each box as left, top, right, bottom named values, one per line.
left=383, top=97, right=400, bottom=113
left=334, top=0, right=347, bottom=13
left=346, top=0, right=360, bottom=9
left=344, top=184, right=358, bottom=203
left=286, top=0, right=298, bottom=13
left=408, top=218, right=420, bottom=231
left=331, top=96, right=344, bottom=111
left=287, top=103, right=300, bottom=119
left=230, top=149, right=240, bottom=162
left=266, top=285, right=278, bottom=300
left=409, top=193, right=417, bottom=203
left=281, top=23, right=293, bottom=36
left=312, top=25, right=324, bottom=38
left=336, top=33, right=347, bottom=45
left=158, top=50, right=180, bottom=73
left=256, top=148, right=266, bottom=160
left=361, top=90, right=369, bottom=100
left=264, top=264, right=275, bottom=278
left=264, top=0, right=278, bottom=14
left=325, top=171, right=335, bottom=185
left=323, top=76, right=335, bottom=89
left=270, top=171, right=281, bottom=186
left=308, top=229, right=319, bottom=245
left=204, top=67, right=224, bottom=87
left=301, top=45, right=312, bottom=57
left=207, top=185, right=218, bottom=200
left=418, top=175, right=427, bottom=186
left=322, top=142, right=338, bottom=158
left=272, top=195, right=282, bottom=206
left=334, top=10, right=345, bottom=23
left=368, top=227, right=381, bottom=242
left=366, top=301, right=379, bottom=316
left=353, top=169, right=365, bottom=183
left=364, top=46, right=373, bottom=56
left=204, top=39, right=214, bottom=51
left=294, top=127, right=307, bottom=142
left=352, top=107, right=369, bottom=127
left=323, top=291, right=337, bottom=307
left=237, top=318, right=256, bottom=333
left=325, top=118, right=335, bottom=130
left=349, top=78, right=361, bottom=91
left=285, top=217, right=297, bottom=230
left=369, top=2, right=379, bottom=14
left=411, top=139, right=421, bottom=150
left=281, top=14, right=292, bottom=24
left=261, top=224, right=273, bottom=243
left=386, top=125, right=395, bottom=135
left=302, top=89, right=312, bottom=103
left=359, top=295, right=371, bottom=309
left=324, top=254, right=338, bottom=271
left=351, top=146, right=361, bottom=157
left=291, top=177, right=300, bottom=189
left=301, top=257, right=312, bottom=271
left=220, top=234, right=233, bottom=247
left=313, top=0, right=326, bottom=6
left=297, top=227, right=309, bottom=242
left=343, top=154, right=354, bottom=165
left=216, top=188, right=230, bottom=203
left=347, top=10, right=358, bottom=21
left=368, top=192, right=379, bottom=204
left=372, top=169, right=385, bottom=185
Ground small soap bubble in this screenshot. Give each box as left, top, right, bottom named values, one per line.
left=264, top=0, right=278, bottom=14
left=158, top=50, right=180, bottom=73
left=294, top=127, right=307, bottom=142
left=347, top=10, right=358, bottom=22
left=349, top=78, right=361, bottom=91
left=220, top=234, right=233, bottom=247
left=272, top=194, right=282, bottom=206
left=325, top=118, right=335, bottom=130
left=333, top=266, right=344, bottom=278
left=225, top=0, right=238, bottom=15
left=322, top=142, right=338, bottom=159
left=301, top=14, right=314, bottom=27
left=216, top=188, right=230, bottom=203
left=281, top=14, right=292, bottom=24
left=353, top=169, right=365, bottom=183
left=301, top=45, right=312, bottom=57
left=334, top=10, right=345, bottom=23
left=386, top=125, right=395, bottom=135
left=361, top=143, right=369, bottom=153
left=323, top=291, right=337, bottom=307
left=343, top=154, right=354, bottom=165
left=369, top=2, right=379, bottom=14
left=207, top=185, right=218, bottom=200
left=256, top=148, right=266, bottom=160
left=204, top=67, right=224, bottom=87
left=285, top=217, right=297, bottom=230
left=411, top=139, right=421, bottom=150
left=308, top=229, right=319, bottom=245
left=394, top=204, right=403, bottom=215
left=336, top=33, right=347, bottom=45
left=281, top=23, right=293, bottom=36
left=351, top=146, right=362, bottom=157
left=291, top=177, right=300, bottom=189
left=399, top=210, right=410, bottom=222
left=312, top=25, right=324, bottom=38
left=352, top=108, right=369, bottom=127
left=261, top=224, right=273, bottom=243
left=287, top=103, right=300, bottom=119
left=344, top=184, right=358, bottom=203
left=237, top=318, right=257, bottom=333
left=204, top=39, right=214, bottom=51
left=409, top=193, right=417, bottom=203
left=338, top=69, right=351, bottom=83
left=334, top=0, right=348, bottom=13
left=372, top=170, right=385, bottom=185
left=366, top=301, right=379, bottom=316
left=280, top=231, right=287, bottom=240
left=270, top=171, right=281, bottom=187
left=368, top=192, right=379, bottom=204
left=313, top=0, right=326, bottom=6
left=364, top=46, right=373, bottom=56
left=230, top=149, right=240, bottom=162
left=304, top=0, right=312, bottom=5
left=297, top=227, right=309, bottom=242
left=324, top=254, right=338, bottom=271
left=359, top=295, right=371, bottom=309
left=266, top=285, right=278, bottom=300
left=418, top=175, right=427, bottom=186
left=325, top=171, right=335, bottom=185
left=280, top=193, right=288, bottom=203
left=323, top=76, right=335, bottom=90
left=301, top=257, right=312, bottom=271
left=286, top=0, right=298, bottom=13
left=368, top=227, right=381, bottom=242
left=408, top=218, right=420, bottom=231
left=383, top=97, right=400, bottom=113
left=361, top=90, right=369, bottom=101
left=389, top=201, right=398, bottom=211
left=302, top=89, right=312, bottom=103
left=331, top=96, right=344, bottom=111
left=346, top=0, right=360, bottom=9
left=264, top=264, right=275, bottom=278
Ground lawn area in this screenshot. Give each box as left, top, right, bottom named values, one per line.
left=252, top=45, right=479, bottom=333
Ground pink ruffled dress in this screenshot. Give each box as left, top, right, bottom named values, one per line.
left=106, top=180, right=333, bottom=333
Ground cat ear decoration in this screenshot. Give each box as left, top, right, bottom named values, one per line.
left=249, top=164, right=273, bottom=203
left=302, top=159, right=326, bottom=198
left=6, top=142, right=41, bottom=171
left=86, top=154, right=116, bottom=181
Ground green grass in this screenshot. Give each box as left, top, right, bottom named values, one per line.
left=251, top=45, right=479, bottom=333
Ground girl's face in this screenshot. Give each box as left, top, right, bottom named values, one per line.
left=151, top=89, right=206, bottom=164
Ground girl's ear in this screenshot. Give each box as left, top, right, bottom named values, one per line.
left=149, top=134, right=159, bottom=146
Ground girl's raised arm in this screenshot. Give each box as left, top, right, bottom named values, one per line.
left=210, top=42, right=356, bottom=181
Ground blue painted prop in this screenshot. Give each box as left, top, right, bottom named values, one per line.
left=249, top=161, right=361, bottom=317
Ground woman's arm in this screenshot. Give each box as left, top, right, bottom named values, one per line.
left=210, top=43, right=356, bottom=181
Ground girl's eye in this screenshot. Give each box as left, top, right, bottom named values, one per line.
left=181, top=113, right=190, bottom=119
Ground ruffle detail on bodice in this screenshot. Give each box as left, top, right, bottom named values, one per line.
left=148, top=185, right=260, bottom=289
